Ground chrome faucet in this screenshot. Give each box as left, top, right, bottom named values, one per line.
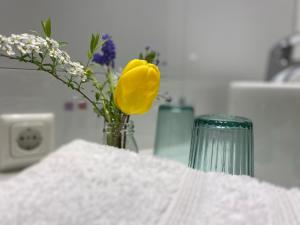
left=266, top=34, right=300, bottom=81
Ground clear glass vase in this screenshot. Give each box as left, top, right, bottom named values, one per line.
left=102, top=120, right=138, bottom=153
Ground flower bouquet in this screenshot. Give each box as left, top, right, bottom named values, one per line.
left=0, top=18, right=161, bottom=152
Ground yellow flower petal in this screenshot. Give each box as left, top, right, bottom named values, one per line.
left=122, top=59, right=147, bottom=75
left=114, top=59, right=160, bottom=115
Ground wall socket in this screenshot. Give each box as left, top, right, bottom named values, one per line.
left=0, top=113, right=55, bottom=171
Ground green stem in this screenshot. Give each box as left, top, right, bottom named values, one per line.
left=122, top=115, right=130, bottom=148
left=85, top=58, right=91, bottom=69
left=107, top=68, right=115, bottom=99
left=101, top=99, right=111, bottom=122
left=91, top=76, right=112, bottom=122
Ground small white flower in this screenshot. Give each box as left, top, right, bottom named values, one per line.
left=1, top=32, right=86, bottom=82
left=16, top=45, right=27, bottom=55
left=46, top=37, right=59, bottom=49
left=6, top=45, right=15, bottom=56
left=81, top=75, right=87, bottom=82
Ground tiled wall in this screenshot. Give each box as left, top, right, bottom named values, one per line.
left=0, top=0, right=296, bottom=149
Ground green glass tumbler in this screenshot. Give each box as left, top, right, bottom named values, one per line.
left=188, top=114, right=254, bottom=176
left=154, top=104, right=194, bottom=165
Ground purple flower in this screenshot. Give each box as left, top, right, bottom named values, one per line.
left=93, top=34, right=116, bottom=68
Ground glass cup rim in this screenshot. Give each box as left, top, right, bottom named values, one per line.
left=194, top=114, right=253, bottom=128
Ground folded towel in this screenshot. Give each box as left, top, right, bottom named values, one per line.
left=0, top=140, right=299, bottom=225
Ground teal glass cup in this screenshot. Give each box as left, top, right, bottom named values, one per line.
left=154, top=104, right=194, bottom=165
left=188, top=114, right=254, bottom=176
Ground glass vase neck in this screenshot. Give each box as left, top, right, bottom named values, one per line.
left=102, top=120, right=138, bottom=153
left=103, top=120, right=134, bottom=134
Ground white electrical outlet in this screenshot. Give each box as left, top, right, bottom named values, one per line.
left=0, top=113, right=55, bottom=171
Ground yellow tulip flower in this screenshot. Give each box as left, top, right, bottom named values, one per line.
left=114, top=59, right=160, bottom=115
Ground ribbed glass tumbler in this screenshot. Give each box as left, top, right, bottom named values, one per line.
left=188, top=114, right=254, bottom=176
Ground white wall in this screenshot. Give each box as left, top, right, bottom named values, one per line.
left=0, top=0, right=296, bottom=148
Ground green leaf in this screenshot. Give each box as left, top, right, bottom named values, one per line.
left=95, top=92, right=100, bottom=101
left=145, top=51, right=156, bottom=63
left=139, top=53, right=143, bottom=59
left=19, top=54, right=29, bottom=61
left=89, top=33, right=101, bottom=54
left=84, top=67, right=93, bottom=77
left=41, top=22, right=46, bottom=35
left=41, top=17, right=52, bottom=37
left=93, top=33, right=100, bottom=50
left=87, top=50, right=93, bottom=59
left=46, top=18, right=52, bottom=37
left=90, top=34, right=95, bottom=53
left=67, top=80, right=75, bottom=89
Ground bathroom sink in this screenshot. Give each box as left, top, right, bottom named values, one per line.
left=229, top=81, right=300, bottom=188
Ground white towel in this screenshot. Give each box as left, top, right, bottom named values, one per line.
left=0, top=139, right=299, bottom=225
